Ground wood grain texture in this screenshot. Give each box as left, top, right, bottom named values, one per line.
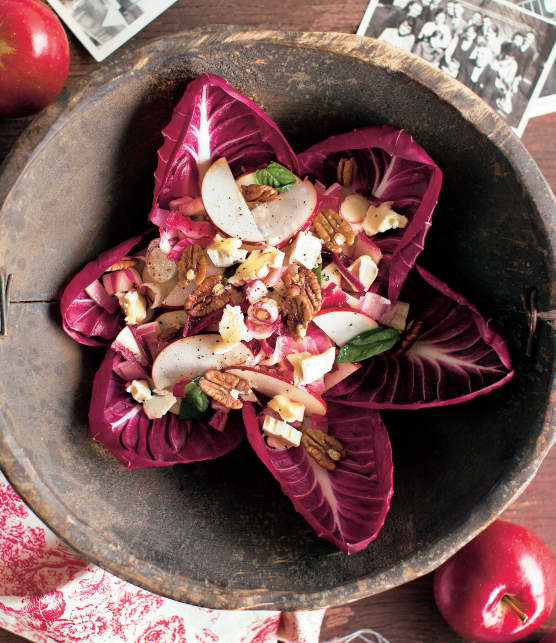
left=0, top=0, right=554, bottom=641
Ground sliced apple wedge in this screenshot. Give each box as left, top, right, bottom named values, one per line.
left=152, top=334, right=253, bottom=389
left=225, top=366, right=326, bottom=415
left=251, top=180, right=317, bottom=246
left=323, top=362, right=362, bottom=392
left=201, top=158, right=264, bottom=242
left=312, top=307, right=378, bottom=346
left=235, top=171, right=257, bottom=187
left=202, top=158, right=317, bottom=246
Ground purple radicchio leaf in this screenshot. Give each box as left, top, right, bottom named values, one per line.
left=242, top=402, right=393, bottom=554
left=60, top=233, right=149, bottom=346
left=89, top=349, right=244, bottom=468
left=298, top=126, right=442, bottom=303
left=326, top=266, right=514, bottom=409
left=150, top=73, right=300, bottom=218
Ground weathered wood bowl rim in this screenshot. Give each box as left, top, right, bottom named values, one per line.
left=0, top=28, right=555, bottom=610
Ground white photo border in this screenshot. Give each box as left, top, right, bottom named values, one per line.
left=47, top=0, right=178, bottom=62
left=357, top=0, right=556, bottom=135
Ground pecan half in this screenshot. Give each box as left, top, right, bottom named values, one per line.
left=241, top=183, right=279, bottom=203
left=337, top=157, right=357, bottom=186
left=104, top=257, right=137, bottom=272
left=199, top=370, right=251, bottom=410
left=285, top=294, right=313, bottom=341
left=178, top=243, right=207, bottom=286
left=185, top=275, right=231, bottom=317
left=283, top=266, right=322, bottom=340
left=312, top=209, right=356, bottom=254
left=301, top=427, right=346, bottom=471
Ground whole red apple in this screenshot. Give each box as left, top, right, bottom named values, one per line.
left=434, top=520, right=556, bottom=642
left=0, top=0, right=70, bottom=118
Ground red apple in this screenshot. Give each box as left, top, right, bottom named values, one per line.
left=540, top=629, right=556, bottom=643
left=0, top=0, right=70, bottom=118
left=434, top=520, right=556, bottom=642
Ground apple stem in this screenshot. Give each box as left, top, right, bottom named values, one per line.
left=502, top=595, right=528, bottom=623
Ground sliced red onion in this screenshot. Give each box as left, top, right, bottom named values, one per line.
left=333, top=255, right=366, bottom=293
left=321, top=283, right=349, bottom=309
left=208, top=409, right=230, bottom=432
left=245, top=316, right=281, bottom=340
left=134, top=321, right=165, bottom=360
left=169, top=196, right=205, bottom=216
left=262, top=266, right=286, bottom=287
left=184, top=309, right=224, bottom=337
left=85, top=280, right=119, bottom=313
left=358, top=292, right=391, bottom=319
left=173, top=378, right=192, bottom=398
left=102, top=270, right=134, bottom=296
left=113, top=359, right=149, bottom=381
left=351, top=233, right=383, bottom=265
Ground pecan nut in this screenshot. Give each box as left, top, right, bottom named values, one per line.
left=285, top=294, right=313, bottom=342
left=178, top=243, right=207, bottom=286
left=241, top=183, right=279, bottom=203
left=301, top=427, right=346, bottom=471
left=185, top=275, right=231, bottom=317
left=312, top=209, right=356, bottom=254
left=283, top=266, right=322, bottom=340
left=104, top=257, right=137, bottom=272
left=337, top=157, right=357, bottom=187
left=198, top=370, right=251, bottom=410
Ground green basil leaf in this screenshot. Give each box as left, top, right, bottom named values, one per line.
left=255, top=162, right=297, bottom=190
left=255, top=168, right=281, bottom=188
left=182, top=380, right=210, bottom=415
left=312, top=265, right=323, bottom=285
left=266, top=161, right=297, bottom=186
left=336, top=327, right=401, bottom=363
left=179, top=397, right=204, bottom=420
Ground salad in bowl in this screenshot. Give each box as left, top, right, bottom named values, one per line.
left=60, top=74, right=513, bottom=554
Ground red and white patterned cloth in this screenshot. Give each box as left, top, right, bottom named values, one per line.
left=0, top=471, right=324, bottom=643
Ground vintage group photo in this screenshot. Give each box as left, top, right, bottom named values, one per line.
left=358, top=0, right=556, bottom=133
left=47, top=0, right=177, bottom=61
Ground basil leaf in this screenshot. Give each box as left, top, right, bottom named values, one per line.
left=266, top=161, right=297, bottom=186
left=312, top=265, right=323, bottom=285
left=179, top=380, right=210, bottom=419
left=255, top=162, right=297, bottom=190
left=179, top=397, right=204, bottom=420
left=336, top=327, right=401, bottom=363
left=255, top=168, right=281, bottom=188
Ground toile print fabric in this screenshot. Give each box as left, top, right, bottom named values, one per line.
left=0, top=471, right=323, bottom=643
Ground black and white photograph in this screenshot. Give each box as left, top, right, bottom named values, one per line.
left=47, top=0, right=178, bottom=62
left=357, top=0, right=556, bottom=134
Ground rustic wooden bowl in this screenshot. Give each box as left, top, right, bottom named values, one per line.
left=0, top=29, right=554, bottom=611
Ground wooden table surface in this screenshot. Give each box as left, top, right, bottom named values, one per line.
left=1, top=2, right=555, bottom=641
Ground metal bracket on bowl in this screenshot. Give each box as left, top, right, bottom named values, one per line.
left=0, top=267, right=13, bottom=337
left=522, top=287, right=556, bottom=357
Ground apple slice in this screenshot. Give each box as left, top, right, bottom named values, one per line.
left=312, top=308, right=378, bottom=346
left=235, top=171, right=257, bottom=187
left=323, top=362, right=362, bottom=392
left=225, top=366, right=326, bottom=415
left=201, top=158, right=264, bottom=242
left=251, top=180, right=317, bottom=246
left=152, top=334, right=253, bottom=389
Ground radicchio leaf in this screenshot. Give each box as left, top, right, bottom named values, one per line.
left=89, top=350, right=244, bottom=468
left=60, top=234, right=148, bottom=346
left=326, top=266, right=514, bottom=409
left=242, top=402, right=393, bottom=553
left=298, top=126, right=442, bottom=303
left=150, top=73, right=300, bottom=216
